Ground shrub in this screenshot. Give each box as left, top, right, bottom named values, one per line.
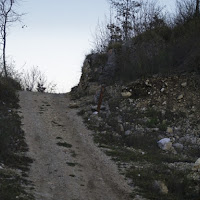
left=0, top=77, right=20, bottom=106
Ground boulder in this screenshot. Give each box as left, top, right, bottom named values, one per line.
left=157, top=138, right=172, bottom=151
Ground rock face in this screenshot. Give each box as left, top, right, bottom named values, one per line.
left=71, top=51, right=117, bottom=97
left=157, top=138, right=172, bottom=151
left=99, top=50, right=116, bottom=83
left=192, top=158, right=200, bottom=171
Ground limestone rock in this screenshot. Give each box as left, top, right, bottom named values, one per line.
left=177, top=94, right=184, bottom=100
left=125, top=130, right=131, bottom=136
left=160, top=88, right=165, bottom=92
left=192, top=158, right=200, bottom=171
left=173, top=143, right=184, bottom=151
left=121, top=92, right=132, bottom=98
left=181, top=82, right=187, bottom=87
left=157, top=138, right=172, bottom=151
left=153, top=180, right=168, bottom=194
left=166, top=127, right=173, bottom=134
left=145, top=80, right=152, bottom=87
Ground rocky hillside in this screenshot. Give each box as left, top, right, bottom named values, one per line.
left=70, top=52, right=200, bottom=199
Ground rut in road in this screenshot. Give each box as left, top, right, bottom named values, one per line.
left=19, top=91, right=132, bottom=200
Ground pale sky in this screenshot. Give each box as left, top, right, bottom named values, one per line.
left=7, top=0, right=176, bottom=93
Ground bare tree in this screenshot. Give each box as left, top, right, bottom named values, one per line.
left=0, top=0, right=22, bottom=77
left=91, top=8, right=122, bottom=52
left=92, top=19, right=111, bottom=53
left=195, top=0, right=199, bottom=16
left=108, top=0, right=141, bottom=41
left=132, top=0, right=165, bottom=35
left=22, top=66, right=40, bottom=91
left=21, top=66, right=57, bottom=93
left=175, top=0, right=198, bottom=24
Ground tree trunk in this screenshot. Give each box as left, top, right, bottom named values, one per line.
left=124, top=0, right=129, bottom=41
left=3, top=20, right=8, bottom=77
left=196, top=0, right=200, bottom=17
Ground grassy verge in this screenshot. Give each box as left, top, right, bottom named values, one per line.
left=0, top=77, right=34, bottom=200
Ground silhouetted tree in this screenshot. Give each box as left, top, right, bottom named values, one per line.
left=109, top=0, right=141, bottom=41
left=195, top=0, right=200, bottom=16
left=0, top=0, right=22, bottom=77
left=21, top=66, right=57, bottom=93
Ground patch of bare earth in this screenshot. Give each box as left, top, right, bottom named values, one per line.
left=19, top=91, right=132, bottom=200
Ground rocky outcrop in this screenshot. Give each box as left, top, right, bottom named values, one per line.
left=153, top=180, right=168, bottom=194
left=71, top=50, right=117, bottom=97
left=192, top=158, right=200, bottom=172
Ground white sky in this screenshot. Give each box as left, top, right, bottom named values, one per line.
left=7, top=0, right=176, bottom=93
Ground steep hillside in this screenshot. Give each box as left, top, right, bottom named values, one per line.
left=69, top=11, right=200, bottom=199
left=70, top=57, right=200, bottom=199
left=70, top=19, right=200, bottom=198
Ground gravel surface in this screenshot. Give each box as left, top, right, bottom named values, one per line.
left=19, top=91, right=132, bottom=200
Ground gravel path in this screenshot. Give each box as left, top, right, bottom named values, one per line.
left=19, top=91, right=132, bottom=200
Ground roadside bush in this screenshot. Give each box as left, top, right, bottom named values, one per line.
left=0, top=76, right=33, bottom=199
left=174, top=0, right=197, bottom=25
left=113, top=14, right=200, bottom=82
left=0, top=77, right=20, bottom=157
left=0, top=77, right=20, bottom=106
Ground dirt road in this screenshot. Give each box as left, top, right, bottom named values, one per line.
left=19, top=91, right=132, bottom=200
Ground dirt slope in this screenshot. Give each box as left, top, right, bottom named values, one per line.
left=19, top=91, right=131, bottom=200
